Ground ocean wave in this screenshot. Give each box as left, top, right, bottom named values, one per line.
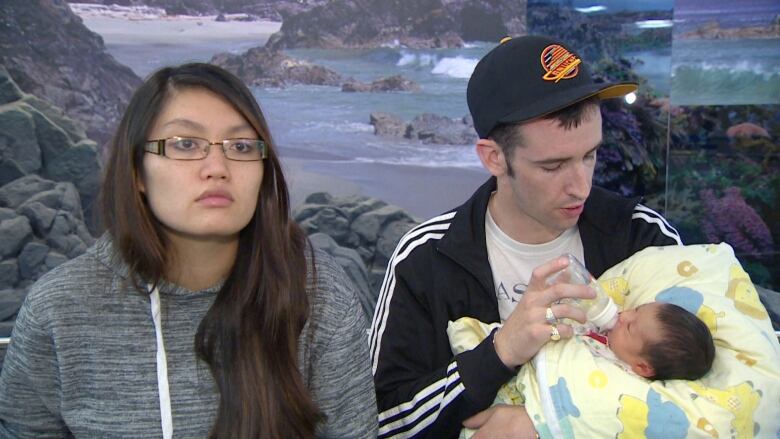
left=431, top=56, right=479, bottom=79
left=298, top=121, right=374, bottom=133
left=69, top=3, right=167, bottom=19
left=673, top=60, right=780, bottom=80
left=396, top=51, right=438, bottom=68
left=671, top=64, right=780, bottom=105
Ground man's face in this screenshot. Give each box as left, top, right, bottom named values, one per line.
left=497, top=108, right=602, bottom=243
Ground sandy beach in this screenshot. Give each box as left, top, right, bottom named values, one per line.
left=71, top=3, right=281, bottom=77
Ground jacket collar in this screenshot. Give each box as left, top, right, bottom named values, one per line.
left=435, top=177, right=641, bottom=294
left=436, top=177, right=497, bottom=297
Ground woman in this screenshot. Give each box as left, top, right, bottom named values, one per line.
left=0, top=63, right=377, bottom=438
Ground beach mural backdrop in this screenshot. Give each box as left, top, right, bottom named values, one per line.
left=666, top=0, right=780, bottom=288
left=0, top=0, right=778, bottom=366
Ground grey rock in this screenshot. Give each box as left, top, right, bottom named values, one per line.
left=47, top=213, right=88, bottom=258
left=41, top=139, right=100, bottom=215
left=0, top=260, right=19, bottom=288
left=44, top=251, right=68, bottom=270
left=266, top=0, right=467, bottom=50
left=353, top=205, right=415, bottom=243
left=0, top=105, right=42, bottom=174
left=23, top=95, right=88, bottom=145
left=305, top=192, right=334, bottom=205
left=294, top=192, right=420, bottom=299
left=17, top=201, right=57, bottom=235
left=0, top=321, right=14, bottom=337
left=0, top=67, right=23, bottom=105
left=0, top=295, right=23, bottom=322
left=0, top=159, right=25, bottom=187
left=298, top=207, right=351, bottom=241
left=0, top=174, right=56, bottom=208
left=211, top=46, right=342, bottom=88
left=29, top=106, right=73, bottom=165
left=0, top=207, right=15, bottom=222
left=0, top=216, right=33, bottom=258
left=308, top=232, right=374, bottom=323
left=342, top=75, right=421, bottom=93
left=18, top=241, right=50, bottom=280
left=375, top=219, right=415, bottom=269
left=0, top=1, right=142, bottom=143
left=340, top=196, right=387, bottom=221
left=408, top=113, right=477, bottom=145
left=370, top=112, right=409, bottom=138
left=21, top=182, right=83, bottom=220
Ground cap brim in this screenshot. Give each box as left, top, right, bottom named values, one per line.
left=496, top=82, right=638, bottom=127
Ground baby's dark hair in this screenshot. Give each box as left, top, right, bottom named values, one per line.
left=642, top=303, right=715, bottom=381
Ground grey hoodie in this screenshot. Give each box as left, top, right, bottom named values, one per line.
left=0, top=236, right=378, bottom=438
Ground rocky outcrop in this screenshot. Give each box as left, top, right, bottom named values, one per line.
left=0, top=69, right=102, bottom=229
left=370, top=112, right=478, bottom=145
left=680, top=16, right=780, bottom=40
left=214, top=48, right=420, bottom=92
left=0, top=0, right=141, bottom=145
left=528, top=4, right=673, bottom=62
left=0, top=174, right=96, bottom=367
left=211, top=46, right=343, bottom=88
left=266, top=0, right=527, bottom=50
left=0, top=70, right=99, bottom=363
left=294, top=192, right=419, bottom=317
left=342, top=75, right=421, bottom=93
left=308, top=233, right=375, bottom=322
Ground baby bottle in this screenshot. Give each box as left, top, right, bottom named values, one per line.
left=546, top=254, right=618, bottom=331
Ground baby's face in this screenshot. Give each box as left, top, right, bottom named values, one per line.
left=606, top=302, right=663, bottom=377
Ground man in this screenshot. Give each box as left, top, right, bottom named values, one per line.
left=369, top=35, right=682, bottom=438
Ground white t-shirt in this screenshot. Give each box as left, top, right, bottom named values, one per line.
left=485, top=205, right=585, bottom=321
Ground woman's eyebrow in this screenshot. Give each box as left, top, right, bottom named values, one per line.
left=224, top=123, right=255, bottom=136
left=159, top=118, right=205, bottom=131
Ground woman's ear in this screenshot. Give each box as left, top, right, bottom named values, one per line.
left=136, top=171, right=146, bottom=194
left=475, top=138, right=509, bottom=177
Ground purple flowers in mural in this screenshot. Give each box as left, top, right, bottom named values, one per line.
left=700, top=187, right=774, bottom=258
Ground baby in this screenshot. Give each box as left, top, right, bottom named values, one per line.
left=599, top=301, right=715, bottom=380
left=450, top=301, right=716, bottom=438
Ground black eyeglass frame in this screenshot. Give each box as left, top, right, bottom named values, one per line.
left=143, top=136, right=268, bottom=161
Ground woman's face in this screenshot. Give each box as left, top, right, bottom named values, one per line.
left=140, top=87, right=264, bottom=242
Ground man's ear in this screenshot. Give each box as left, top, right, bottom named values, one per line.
left=631, top=360, right=656, bottom=378
left=475, top=138, right=508, bottom=177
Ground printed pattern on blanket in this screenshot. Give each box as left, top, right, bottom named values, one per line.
left=448, top=243, right=780, bottom=439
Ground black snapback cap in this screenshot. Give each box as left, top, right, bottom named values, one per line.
left=467, top=35, right=638, bottom=139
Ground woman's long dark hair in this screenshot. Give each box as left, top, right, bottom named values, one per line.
left=99, top=63, right=320, bottom=438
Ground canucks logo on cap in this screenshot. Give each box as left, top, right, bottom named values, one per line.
left=540, top=44, right=581, bottom=83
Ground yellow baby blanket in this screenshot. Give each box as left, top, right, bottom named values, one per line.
left=448, top=243, right=780, bottom=439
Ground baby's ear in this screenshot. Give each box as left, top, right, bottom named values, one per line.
left=632, top=361, right=656, bottom=378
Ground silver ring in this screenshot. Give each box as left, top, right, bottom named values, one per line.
left=550, top=325, right=561, bottom=341
left=545, top=306, right=557, bottom=325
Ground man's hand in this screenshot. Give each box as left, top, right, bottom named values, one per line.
left=493, top=256, right=596, bottom=368
left=463, top=405, right=537, bottom=439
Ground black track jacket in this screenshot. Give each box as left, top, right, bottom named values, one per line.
left=369, top=177, right=682, bottom=438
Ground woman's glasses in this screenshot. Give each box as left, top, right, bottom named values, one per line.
left=144, top=136, right=267, bottom=161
